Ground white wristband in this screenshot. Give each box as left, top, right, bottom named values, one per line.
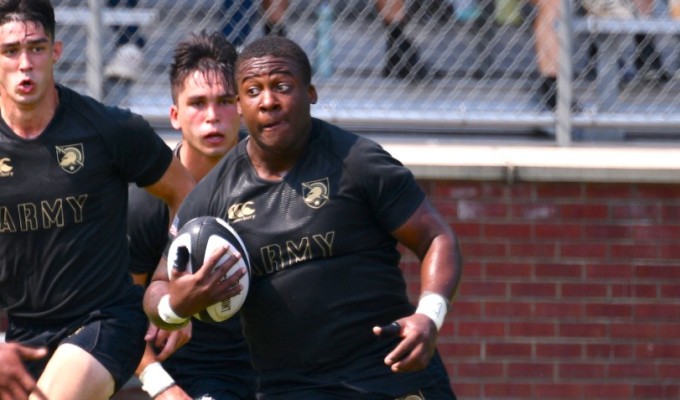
left=139, top=362, right=175, bottom=398
left=157, top=294, right=188, bottom=325
left=415, top=292, right=449, bottom=331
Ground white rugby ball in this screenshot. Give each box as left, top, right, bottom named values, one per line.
left=166, top=216, right=250, bottom=323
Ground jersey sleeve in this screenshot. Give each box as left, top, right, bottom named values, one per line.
left=348, top=138, right=425, bottom=232
left=104, top=108, right=173, bottom=187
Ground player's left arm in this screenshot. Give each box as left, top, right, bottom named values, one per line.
left=374, top=198, right=463, bottom=373
left=143, top=157, right=196, bottom=222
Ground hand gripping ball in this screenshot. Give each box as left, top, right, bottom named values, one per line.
left=166, top=216, right=250, bottom=323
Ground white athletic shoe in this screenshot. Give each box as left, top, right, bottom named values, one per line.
left=104, top=43, right=144, bottom=81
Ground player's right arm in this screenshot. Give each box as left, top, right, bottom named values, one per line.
left=0, top=343, right=47, bottom=400
left=130, top=272, right=192, bottom=400
left=144, top=248, right=246, bottom=331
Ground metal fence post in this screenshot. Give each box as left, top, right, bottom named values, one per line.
left=86, top=0, right=103, bottom=101
left=556, top=0, right=573, bottom=146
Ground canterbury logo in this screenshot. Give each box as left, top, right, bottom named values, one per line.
left=302, top=178, right=329, bottom=209
left=56, top=144, right=85, bottom=174
left=0, top=157, right=13, bottom=177
left=228, top=201, right=255, bottom=223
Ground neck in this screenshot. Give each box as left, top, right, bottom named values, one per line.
left=246, top=122, right=312, bottom=180
left=178, top=142, right=221, bottom=182
left=246, top=140, right=301, bottom=181
left=0, top=86, right=59, bottom=139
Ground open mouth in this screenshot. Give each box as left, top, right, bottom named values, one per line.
left=204, top=132, right=225, bottom=144
left=18, top=79, right=33, bottom=92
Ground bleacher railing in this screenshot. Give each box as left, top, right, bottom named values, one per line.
left=53, top=0, right=680, bottom=145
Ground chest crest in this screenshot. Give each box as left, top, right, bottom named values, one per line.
left=56, top=143, right=85, bottom=174
left=302, top=178, right=329, bottom=209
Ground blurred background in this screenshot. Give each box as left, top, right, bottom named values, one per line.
left=54, top=0, right=680, bottom=144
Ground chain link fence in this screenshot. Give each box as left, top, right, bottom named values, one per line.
left=52, top=0, right=680, bottom=144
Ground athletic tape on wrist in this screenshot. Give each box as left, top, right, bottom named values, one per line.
left=139, top=362, right=175, bottom=398
left=415, top=292, right=449, bottom=331
left=157, top=294, right=188, bottom=325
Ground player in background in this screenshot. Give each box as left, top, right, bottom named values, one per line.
left=144, top=36, right=463, bottom=399
left=127, top=31, right=256, bottom=400
left=0, top=0, right=195, bottom=399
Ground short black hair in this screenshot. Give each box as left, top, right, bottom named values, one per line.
left=0, top=0, right=55, bottom=41
left=236, top=36, right=312, bottom=85
left=170, top=30, right=238, bottom=103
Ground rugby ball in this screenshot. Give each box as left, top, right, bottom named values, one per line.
left=166, top=216, right=250, bottom=323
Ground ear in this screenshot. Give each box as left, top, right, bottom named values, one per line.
left=236, top=95, right=242, bottom=115
left=52, top=40, right=63, bottom=63
left=308, top=84, right=318, bottom=105
left=169, top=104, right=181, bottom=131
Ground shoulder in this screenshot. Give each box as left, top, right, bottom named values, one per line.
left=177, top=142, right=246, bottom=220
left=311, top=118, right=396, bottom=168
left=57, top=85, right=153, bottom=137
left=311, top=118, right=379, bottom=160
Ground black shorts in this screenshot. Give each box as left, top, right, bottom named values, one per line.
left=6, top=285, right=148, bottom=392
left=174, top=376, right=256, bottom=400
left=257, top=384, right=454, bottom=400
left=257, top=352, right=456, bottom=400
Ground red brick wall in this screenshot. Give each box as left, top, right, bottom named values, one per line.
left=400, top=179, right=680, bottom=399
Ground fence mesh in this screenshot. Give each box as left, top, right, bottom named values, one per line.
left=52, top=0, right=680, bottom=138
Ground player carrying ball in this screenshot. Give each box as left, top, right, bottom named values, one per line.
left=144, top=36, right=463, bottom=399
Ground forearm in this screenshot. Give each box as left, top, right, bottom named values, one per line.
left=411, top=225, right=464, bottom=334
left=419, top=233, right=463, bottom=303
left=135, top=343, right=159, bottom=377
left=144, top=281, right=186, bottom=330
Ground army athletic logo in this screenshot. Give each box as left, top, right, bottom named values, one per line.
left=0, top=157, right=13, bottom=178
left=228, top=201, right=256, bottom=223
left=302, top=178, right=329, bottom=209
left=56, top=144, right=84, bottom=174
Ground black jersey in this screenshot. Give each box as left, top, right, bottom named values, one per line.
left=128, top=166, right=256, bottom=398
left=0, top=85, right=172, bottom=322
left=173, top=119, right=440, bottom=395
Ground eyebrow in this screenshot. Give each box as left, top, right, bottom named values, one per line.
left=0, top=37, right=49, bottom=48
left=185, top=92, right=236, bottom=101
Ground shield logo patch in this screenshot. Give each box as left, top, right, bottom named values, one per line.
left=302, top=178, right=329, bottom=209
left=56, top=144, right=85, bottom=174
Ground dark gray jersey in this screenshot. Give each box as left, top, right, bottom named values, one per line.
left=0, top=85, right=172, bottom=322
left=172, top=119, right=442, bottom=395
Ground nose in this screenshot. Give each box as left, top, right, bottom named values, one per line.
left=259, top=89, right=279, bottom=111
left=205, top=102, right=219, bottom=122
left=18, top=50, right=32, bottom=71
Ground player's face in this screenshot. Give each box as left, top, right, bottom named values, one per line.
left=236, top=56, right=317, bottom=155
left=171, top=70, right=240, bottom=159
left=0, top=21, right=60, bottom=108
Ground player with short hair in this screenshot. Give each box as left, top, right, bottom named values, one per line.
left=127, top=31, right=256, bottom=400
left=0, top=0, right=195, bottom=399
left=144, top=35, right=463, bottom=399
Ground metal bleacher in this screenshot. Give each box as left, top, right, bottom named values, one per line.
left=48, top=0, right=680, bottom=145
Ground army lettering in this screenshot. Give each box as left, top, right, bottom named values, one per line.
left=0, top=195, right=87, bottom=233
left=255, top=231, right=335, bottom=276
